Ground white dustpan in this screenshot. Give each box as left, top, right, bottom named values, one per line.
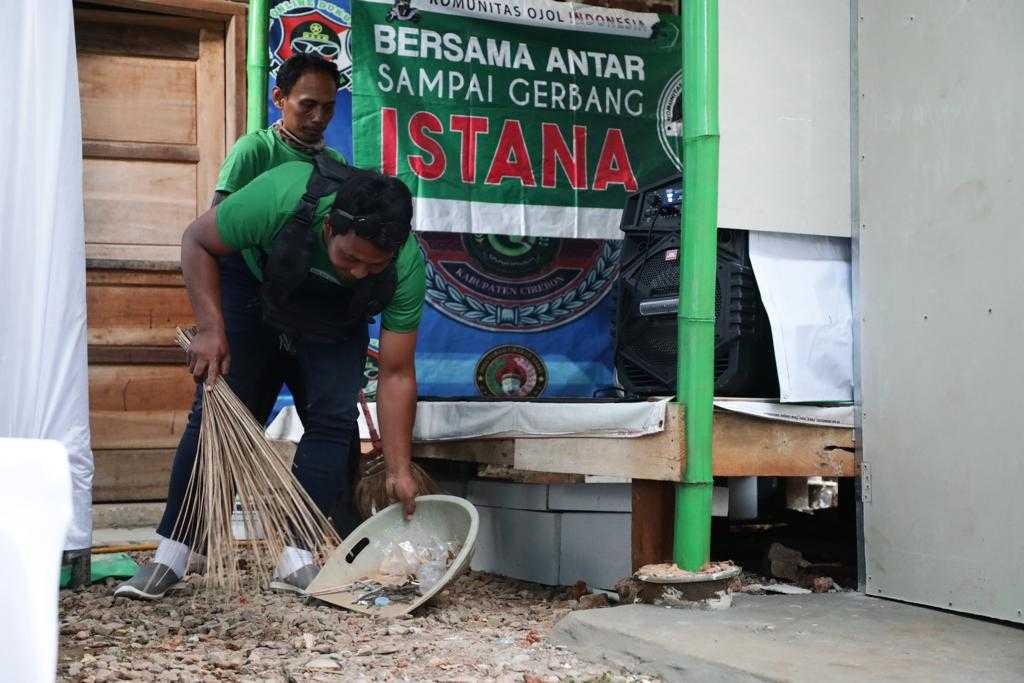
left=306, top=494, right=479, bottom=617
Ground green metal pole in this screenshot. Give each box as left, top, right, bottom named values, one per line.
left=246, top=0, right=270, bottom=134
left=674, top=0, right=719, bottom=572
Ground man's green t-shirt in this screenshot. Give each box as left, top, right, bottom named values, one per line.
left=215, top=127, right=347, bottom=194
left=216, top=162, right=425, bottom=333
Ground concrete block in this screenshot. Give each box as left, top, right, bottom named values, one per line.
left=548, top=484, right=631, bottom=512
left=559, top=513, right=631, bottom=590
left=467, top=479, right=549, bottom=511
left=470, top=506, right=560, bottom=585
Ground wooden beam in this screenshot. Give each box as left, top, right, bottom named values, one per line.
left=83, top=140, right=200, bottom=163
left=76, top=14, right=200, bottom=60
left=513, top=403, right=686, bottom=481
left=88, top=345, right=185, bottom=365
left=711, top=410, right=856, bottom=477
left=85, top=247, right=182, bottom=268
left=631, top=480, right=675, bottom=571
left=93, top=448, right=175, bottom=502
left=508, top=405, right=856, bottom=480
left=74, top=7, right=222, bottom=31
left=476, top=464, right=584, bottom=484
left=85, top=0, right=246, bottom=20
left=409, top=440, right=515, bottom=466
left=87, top=269, right=183, bottom=285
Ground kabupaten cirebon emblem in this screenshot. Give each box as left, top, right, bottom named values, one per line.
left=419, top=233, right=620, bottom=333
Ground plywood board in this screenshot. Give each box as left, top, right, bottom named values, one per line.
left=89, top=365, right=195, bottom=412
left=83, top=158, right=197, bottom=247
left=79, top=53, right=197, bottom=145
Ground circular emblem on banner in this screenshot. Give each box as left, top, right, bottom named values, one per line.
left=463, top=234, right=561, bottom=279
left=657, top=70, right=683, bottom=172
left=475, top=345, right=548, bottom=398
left=419, top=233, right=620, bottom=333
left=270, top=4, right=353, bottom=90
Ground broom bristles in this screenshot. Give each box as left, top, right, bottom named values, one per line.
left=354, top=455, right=440, bottom=519
left=171, top=328, right=340, bottom=593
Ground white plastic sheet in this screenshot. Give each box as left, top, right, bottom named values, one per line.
left=266, top=399, right=672, bottom=443
left=748, top=231, right=854, bottom=403
left=0, top=439, right=73, bottom=683
left=0, top=2, right=93, bottom=550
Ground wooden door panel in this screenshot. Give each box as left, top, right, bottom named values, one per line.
left=86, top=281, right=192, bottom=346
left=79, top=53, right=198, bottom=145
left=83, top=158, right=197, bottom=246
left=89, top=365, right=196, bottom=412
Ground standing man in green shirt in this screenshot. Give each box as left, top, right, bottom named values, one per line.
left=214, top=53, right=347, bottom=203
left=116, top=57, right=426, bottom=601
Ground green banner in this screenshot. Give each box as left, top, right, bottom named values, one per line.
left=352, top=0, right=681, bottom=238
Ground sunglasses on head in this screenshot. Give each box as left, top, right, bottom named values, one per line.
left=328, top=207, right=409, bottom=251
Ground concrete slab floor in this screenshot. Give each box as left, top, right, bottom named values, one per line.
left=92, top=527, right=160, bottom=547
left=552, top=594, right=1024, bottom=682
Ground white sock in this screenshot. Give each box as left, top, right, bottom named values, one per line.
left=275, top=546, right=314, bottom=578
left=153, top=536, right=190, bottom=578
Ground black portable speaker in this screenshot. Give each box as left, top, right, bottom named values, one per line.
left=613, top=176, right=778, bottom=397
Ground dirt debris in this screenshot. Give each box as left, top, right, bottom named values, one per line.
left=58, top=553, right=655, bottom=683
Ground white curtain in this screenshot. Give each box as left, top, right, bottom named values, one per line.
left=0, top=1, right=93, bottom=550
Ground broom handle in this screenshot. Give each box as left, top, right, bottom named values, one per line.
left=358, top=390, right=382, bottom=451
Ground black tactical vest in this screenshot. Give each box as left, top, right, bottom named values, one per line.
left=260, top=155, right=397, bottom=344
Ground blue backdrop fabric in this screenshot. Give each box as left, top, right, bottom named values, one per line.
left=267, top=0, right=618, bottom=402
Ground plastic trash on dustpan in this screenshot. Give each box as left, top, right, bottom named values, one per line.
left=306, top=495, right=479, bottom=617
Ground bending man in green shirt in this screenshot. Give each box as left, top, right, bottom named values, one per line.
left=116, top=56, right=425, bottom=601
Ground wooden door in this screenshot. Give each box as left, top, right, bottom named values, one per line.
left=77, top=7, right=226, bottom=264
left=75, top=1, right=246, bottom=502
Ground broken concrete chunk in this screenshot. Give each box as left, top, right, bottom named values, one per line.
left=576, top=593, right=610, bottom=610
left=766, top=542, right=810, bottom=581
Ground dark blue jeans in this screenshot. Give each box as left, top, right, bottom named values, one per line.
left=157, top=253, right=364, bottom=545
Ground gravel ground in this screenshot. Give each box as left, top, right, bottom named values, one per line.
left=58, top=554, right=658, bottom=683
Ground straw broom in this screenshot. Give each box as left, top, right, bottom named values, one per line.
left=354, top=390, right=438, bottom=519
left=172, top=328, right=340, bottom=592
